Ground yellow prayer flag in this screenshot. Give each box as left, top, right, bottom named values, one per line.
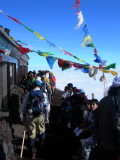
left=41, top=53, right=49, bottom=57
left=78, top=58, right=85, bottom=62
left=34, top=32, right=45, bottom=40
left=81, top=34, right=92, bottom=47
left=102, top=69, right=118, bottom=76
left=10, top=36, right=15, bottom=40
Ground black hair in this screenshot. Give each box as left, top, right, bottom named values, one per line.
left=91, top=99, right=99, bottom=105
left=67, top=83, right=73, bottom=87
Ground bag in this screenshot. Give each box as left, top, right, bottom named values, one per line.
left=27, top=90, right=46, bottom=116
left=51, top=76, right=56, bottom=85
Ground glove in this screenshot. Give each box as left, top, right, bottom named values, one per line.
left=73, top=127, right=79, bottom=134
left=28, top=109, right=33, bottom=114
left=76, top=129, right=83, bottom=137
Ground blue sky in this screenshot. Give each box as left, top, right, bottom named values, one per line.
left=0, top=0, right=120, bottom=100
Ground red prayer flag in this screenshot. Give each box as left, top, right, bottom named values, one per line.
left=63, top=50, right=73, bottom=56
left=18, top=45, right=31, bottom=54
left=7, top=15, right=23, bottom=25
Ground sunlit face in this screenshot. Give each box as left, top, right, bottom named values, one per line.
left=91, top=102, right=98, bottom=111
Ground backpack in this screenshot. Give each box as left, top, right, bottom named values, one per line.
left=51, top=76, right=56, bottom=85
left=27, top=90, right=46, bottom=116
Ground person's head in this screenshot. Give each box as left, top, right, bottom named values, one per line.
left=36, top=76, right=42, bottom=82
left=51, top=73, right=54, bottom=76
left=28, top=72, right=34, bottom=78
left=33, top=72, right=36, bottom=78
left=84, top=100, right=91, bottom=110
left=28, top=71, right=32, bottom=75
left=67, top=83, right=73, bottom=91
left=108, top=75, right=120, bottom=95
left=73, top=87, right=77, bottom=93
left=33, top=70, right=36, bottom=74
left=33, top=80, right=41, bottom=88
left=76, top=89, right=85, bottom=97
left=64, top=86, right=69, bottom=91
left=90, top=99, right=99, bottom=111
left=41, top=71, right=45, bottom=77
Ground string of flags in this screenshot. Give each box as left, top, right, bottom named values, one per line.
left=72, top=0, right=118, bottom=84
left=0, top=6, right=118, bottom=81
left=72, top=1, right=108, bottom=68
left=0, top=9, right=111, bottom=68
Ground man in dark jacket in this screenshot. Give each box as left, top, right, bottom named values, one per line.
left=95, top=76, right=120, bottom=160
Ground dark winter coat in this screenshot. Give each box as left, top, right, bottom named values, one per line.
left=95, top=87, right=120, bottom=150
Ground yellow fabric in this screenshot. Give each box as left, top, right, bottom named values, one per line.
left=51, top=73, right=54, bottom=75
left=81, top=34, right=92, bottom=47
left=102, top=69, right=118, bottom=76
left=34, top=32, right=45, bottom=40
left=41, top=53, right=49, bottom=57
left=27, top=115, right=45, bottom=139
left=45, top=77, right=50, bottom=83
left=78, top=58, right=85, bottom=62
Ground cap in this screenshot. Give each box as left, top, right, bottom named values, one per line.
left=76, top=89, right=85, bottom=94
left=67, top=83, right=73, bottom=87
left=33, top=80, right=41, bottom=86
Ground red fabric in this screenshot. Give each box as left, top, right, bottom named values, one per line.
left=0, top=49, right=4, bottom=53
left=63, top=50, right=73, bottom=56
left=93, top=48, right=97, bottom=54
left=73, top=63, right=83, bottom=68
left=76, top=0, right=80, bottom=4
left=18, top=45, right=31, bottom=54
left=58, top=59, right=65, bottom=67
left=52, top=76, right=56, bottom=84
left=0, top=56, right=2, bottom=62
left=7, top=15, right=23, bottom=24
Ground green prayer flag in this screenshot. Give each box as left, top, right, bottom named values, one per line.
left=62, top=62, right=70, bottom=71
left=23, top=25, right=34, bottom=32
left=85, top=43, right=95, bottom=48
left=103, top=63, right=116, bottom=70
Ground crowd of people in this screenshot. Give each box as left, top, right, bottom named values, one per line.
left=60, top=78, right=120, bottom=160
left=20, top=70, right=56, bottom=102
left=19, top=70, right=56, bottom=159
left=19, top=72, right=120, bottom=160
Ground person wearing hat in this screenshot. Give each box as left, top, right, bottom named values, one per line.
left=95, top=76, right=120, bottom=160
left=72, top=99, right=99, bottom=160
left=73, top=99, right=99, bottom=138
left=26, top=80, right=46, bottom=157
left=67, top=89, right=88, bottom=130
left=67, top=83, right=74, bottom=96
left=49, top=72, right=56, bottom=100
left=73, top=89, right=88, bottom=106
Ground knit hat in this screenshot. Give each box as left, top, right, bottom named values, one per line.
left=36, top=76, right=42, bottom=82
left=76, top=89, right=85, bottom=94
left=111, top=76, right=120, bottom=87
left=51, top=73, right=54, bottom=76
